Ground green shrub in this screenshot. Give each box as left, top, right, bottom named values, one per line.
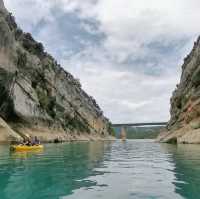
left=108, top=122, right=115, bottom=136
left=17, top=50, right=27, bottom=68
left=36, top=88, right=49, bottom=110
left=190, top=121, right=200, bottom=129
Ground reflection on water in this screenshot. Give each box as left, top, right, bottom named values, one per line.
left=10, top=150, right=43, bottom=159
left=0, top=142, right=110, bottom=199
left=0, top=140, right=200, bottom=199
left=161, top=144, right=200, bottom=199
left=65, top=140, right=182, bottom=199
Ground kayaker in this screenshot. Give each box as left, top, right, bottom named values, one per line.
left=33, top=136, right=40, bottom=145
left=26, top=138, right=32, bottom=146
left=21, top=138, right=29, bottom=146
left=20, top=138, right=26, bottom=145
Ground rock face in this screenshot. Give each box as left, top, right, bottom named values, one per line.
left=0, top=1, right=113, bottom=142
left=0, top=0, right=5, bottom=11
left=158, top=36, right=200, bottom=144
left=0, top=117, right=22, bottom=142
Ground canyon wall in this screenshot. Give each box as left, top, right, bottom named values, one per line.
left=158, top=36, right=200, bottom=144
left=0, top=0, right=113, bottom=142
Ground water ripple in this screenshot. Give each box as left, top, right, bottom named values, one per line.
left=0, top=140, right=200, bottom=199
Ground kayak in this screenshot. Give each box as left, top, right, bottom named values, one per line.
left=10, top=145, right=44, bottom=152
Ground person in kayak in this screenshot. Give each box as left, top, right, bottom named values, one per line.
left=33, top=136, right=40, bottom=145
left=20, top=137, right=32, bottom=146
left=19, top=136, right=40, bottom=146
left=25, top=138, right=32, bottom=146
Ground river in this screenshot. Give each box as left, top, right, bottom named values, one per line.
left=0, top=140, right=199, bottom=199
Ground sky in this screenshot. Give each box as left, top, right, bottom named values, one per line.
left=4, top=0, right=200, bottom=123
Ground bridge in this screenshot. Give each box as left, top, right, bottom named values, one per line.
left=112, top=122, right=167, bottom=139
left=112, top=122, right=167, bottom=127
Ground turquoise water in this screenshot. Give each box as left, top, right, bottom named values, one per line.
left=0, top=140, right=200, bottom=199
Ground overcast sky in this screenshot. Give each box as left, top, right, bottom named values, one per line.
left=4, top=0, right=200, bottom=123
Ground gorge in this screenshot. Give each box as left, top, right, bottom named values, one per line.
left=1, top=1, right=200, bottom=199
left=1, top=0, right=200, bottom=145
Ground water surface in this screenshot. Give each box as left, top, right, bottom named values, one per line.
left=0, top=140, right=200, bottom=199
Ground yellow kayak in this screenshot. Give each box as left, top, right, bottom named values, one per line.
left=10, top=145, right=44, bottom=152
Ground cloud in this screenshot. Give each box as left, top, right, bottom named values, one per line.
left=4, top=0, right=200, bottom=123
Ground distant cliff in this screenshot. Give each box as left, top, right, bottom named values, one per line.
left=158, top=36, right=200, bottom=144
left=0, top=0, right=113, bottom=142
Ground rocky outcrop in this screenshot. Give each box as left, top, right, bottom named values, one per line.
left=158, top=36, right=200, bottom=144
left=0, top=1, right=113, bottom=143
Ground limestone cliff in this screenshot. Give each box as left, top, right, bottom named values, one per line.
left=158, top=36, right=200, bottom=144
left=0, top=0, right=113, bottom=142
